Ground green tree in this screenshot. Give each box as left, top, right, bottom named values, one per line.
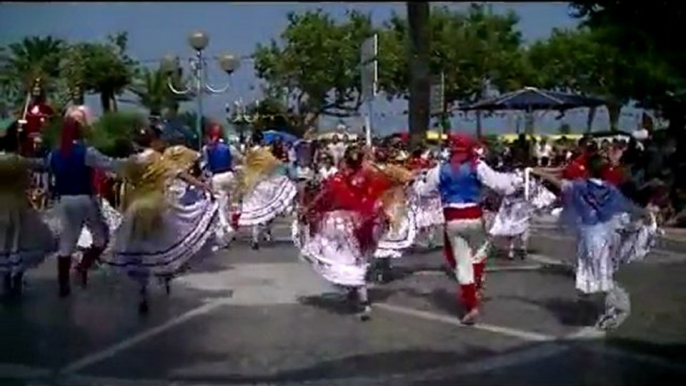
left=252, top=9, right=376, bottom=134
left=378, top=4, right=527, bottom=137
left=527, top=27, right=631, bottom=131
left=2, top=36, right=65, bottom=94
left=244, top=93, right=301, bottom=136
left=571, top=2, right=686, bottom=131
left=76, top=32, right=138, bottom=112
left=381, top=5, right=526, bottom=103
left=127, top=66, right=190, bottom=117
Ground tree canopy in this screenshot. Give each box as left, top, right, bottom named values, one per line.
left=4, top=3, right=686, bottom=138
left=252, top=9, right=376, bottom=134
left=571, top=2, right=686, bottom=126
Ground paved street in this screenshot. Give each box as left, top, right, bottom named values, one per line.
left=1, top=221, right=685, bottom=386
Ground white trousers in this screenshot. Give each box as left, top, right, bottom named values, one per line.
left=56, top=195, right=108, bottom=256
left=445, top=218, right=488, bottom=285
left=211, top=171, right=235, bottom=233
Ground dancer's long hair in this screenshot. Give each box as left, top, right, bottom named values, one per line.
left=237, top=146, right=281, bottom=197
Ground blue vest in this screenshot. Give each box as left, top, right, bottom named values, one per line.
left=206, top=143, right=233, bottom=174
left=49, top=144, right=93, bottom=196
left=438, top=162, right=481, bottom=205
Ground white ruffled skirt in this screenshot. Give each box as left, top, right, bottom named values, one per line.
left=238, top=175, right=297, bottom=226
left=374, top=209, right=417, bottom=259
left=489, top=198, right=532, bottom=237
left=293, top=210, right=385, bottom=287
left=575, top=213, right=660, bottom=294
left=408, top=185, right=444, bottom=230
left=105, top=195, right=219, bottom=281
left=0, top=204, right=57, bottom=275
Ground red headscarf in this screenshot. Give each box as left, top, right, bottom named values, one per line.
left=60, top=117, right=81, bottom=156
left=207, top=124, right=222, bottom=145
left=448, top=133, right=477, bottom=167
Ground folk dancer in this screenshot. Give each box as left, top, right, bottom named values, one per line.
left=105, top=127, right=218, bottom=314
left=371, top=157, right=418, bottom=283
left=414, top=134, right=519, bottom=324
left=202, top=125, right=237, bottom=247
left=532, top=155, right=660, bottom=329
left=294, top=146, right=391, bottom=320
left=236, top=132, right=297, bottom=250
left=406, top=148, right=442, bottom=248
left=48, top=109, right=120, bottom=296
left=0, top=121, right=57, bottom=298
left=488, top=168, right=557, bottom=260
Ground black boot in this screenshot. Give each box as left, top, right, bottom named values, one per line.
left=3, top=273, right=11, bottom=295
left=57, top=256, right=71, bottom=298
left=10, top=273, right=23, bottom=297
left=138, top=285, right=149, bottom=315
left=376, top=258, right=393, bottom=283
left=76, top=246, right=104, bottom=288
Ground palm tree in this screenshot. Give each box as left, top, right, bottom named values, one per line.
left=127, top=66, right=191, bottom=117
left=5, top=36, right=65, bottom=93
left=79, top=32, right=137, bottom=112
left=406, top=2, right=431, bottom=145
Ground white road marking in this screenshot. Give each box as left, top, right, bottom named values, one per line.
left=60, top=297, right=232, bottom=374
left=0, top=363, right=51, bottom=378
left=375, top=302, right=556, bottom=342
left=527, top=253, right=571, bottom=267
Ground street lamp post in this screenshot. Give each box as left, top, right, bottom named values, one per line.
left=161, top=30, right=240, bottom=149
left=229, top=98, right=255, bottom=146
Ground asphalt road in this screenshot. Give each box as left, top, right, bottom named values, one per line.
left=1, top=223, right=685, bottom=386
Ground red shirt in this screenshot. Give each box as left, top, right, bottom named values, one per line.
left=562, top=154, right=625, bottom=186
left=562, top=155, right=589, bottom=180
left=601, top=164, right=625, bottom=186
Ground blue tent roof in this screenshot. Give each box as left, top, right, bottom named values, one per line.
left=459, top=87, right=606, bottom=111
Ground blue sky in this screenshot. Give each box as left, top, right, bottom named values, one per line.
left=0, top=2, right=641, bottom=134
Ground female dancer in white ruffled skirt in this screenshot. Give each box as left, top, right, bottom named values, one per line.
left=104, top=127, right=218, bottom=314
left=0, top=121, right=57, bottom=298
left=406, top=152, right=443, bottom=248
left=489, top=168, right=557, bottom=259
left=532, top=155, right=660, bottom=329
left=294, top=147, right=393, bottom=320
left=236, top=132, right=297, bottom=250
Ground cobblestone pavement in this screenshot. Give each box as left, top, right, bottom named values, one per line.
left=1, top=223, right=685, bottom=386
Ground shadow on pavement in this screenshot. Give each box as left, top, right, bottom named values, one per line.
left=0, top=273, right=229, bottom=369
left=298, top=287, right=395, bottom=316
left=411, top=338, right=686, bottom=386
left=497, top=294, right=600, bottom=327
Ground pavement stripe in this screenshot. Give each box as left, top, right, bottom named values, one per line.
left=526, top=253, right=571, bottom=267
left=60, top=297, right=232, bottom=374
left=0, top=363, right=51, bottom=378
left=375, top=302, right=556, bottom=342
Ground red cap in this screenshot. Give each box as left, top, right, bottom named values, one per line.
left=448, top=134, right=477, bottom=165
